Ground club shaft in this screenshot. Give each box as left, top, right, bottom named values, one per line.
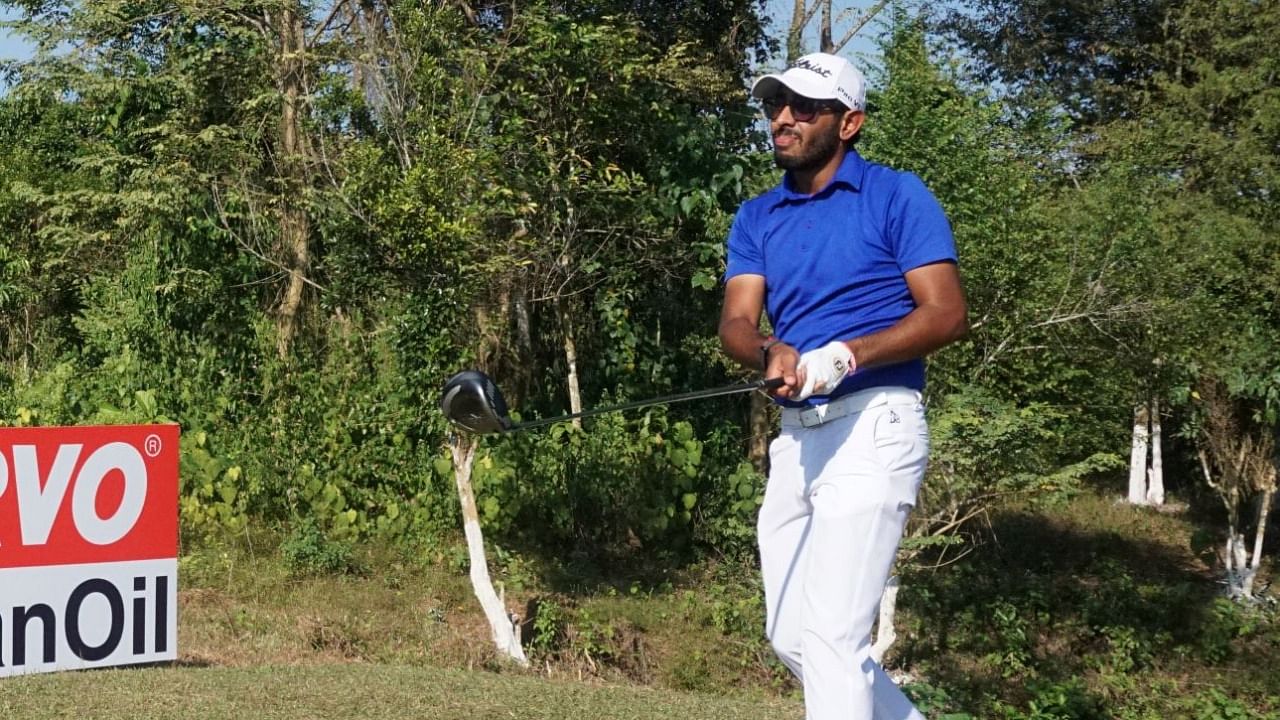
left=508, top=377, right=785, bottom=432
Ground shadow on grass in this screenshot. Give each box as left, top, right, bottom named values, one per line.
left=167, top=658, right=215, bottom=669
left=67, top=658, right=215, bottom=675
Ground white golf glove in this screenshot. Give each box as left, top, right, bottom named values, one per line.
left=794, top=341, right=854, bottom=401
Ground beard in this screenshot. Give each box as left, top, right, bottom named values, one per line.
left=773, top=122, right=843, bottom=172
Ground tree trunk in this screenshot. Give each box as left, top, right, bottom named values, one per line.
left=449, top=434, right=528, bottom=665
left=1244, top=486, right=1274, bottom=597
left=1226, top=529, right=1248, bottom=598
left=1128, top=403, right=1150, bottom=504
left=787, top=0, right=808, bottom=63
left=275, top=3, right=312, bottom=359
left=819, top=0, right=833, bottom=54
left=1147, top=398, right=1165, bottom=505
left=870, top=576, right=900, bottom=664
left=349, top=0, right=411, bottom=169
left=472, top=288, right=510, bottom=376
left=749, top=389, right=771, bottom=474
left=514, top=285, right=532, bottom=390
left=1198, top=445, right=1246, bottom=597
left=557, top=299, right=583, bottom=429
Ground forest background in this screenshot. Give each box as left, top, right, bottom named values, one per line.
left=0, top=1, right=1277, bottom=718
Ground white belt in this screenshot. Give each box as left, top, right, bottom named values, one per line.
left=781, top=386, right=921, bottom=429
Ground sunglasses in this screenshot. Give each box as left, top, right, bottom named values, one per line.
left=761, top=94, right=846, bottom=123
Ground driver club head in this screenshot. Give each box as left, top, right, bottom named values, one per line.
left=439, top=370, right=512, bottom=434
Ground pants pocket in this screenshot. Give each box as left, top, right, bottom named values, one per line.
left=870, top=403, right=929, bottom=507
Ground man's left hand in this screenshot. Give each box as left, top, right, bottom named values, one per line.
left=794, top=341, right=854, bottom=401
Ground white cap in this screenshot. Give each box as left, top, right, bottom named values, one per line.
left=750, top=52, right=866, bottom=111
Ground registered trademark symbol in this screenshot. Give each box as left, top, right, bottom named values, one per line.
left=143, top=434, right=163, bottom=458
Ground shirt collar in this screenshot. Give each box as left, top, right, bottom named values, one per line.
left=771, top=149, right=867, bottom=208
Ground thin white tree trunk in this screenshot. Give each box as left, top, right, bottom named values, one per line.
left=1199, top=448, right=1214, bottom=488
left=1198, top=447, right=1247, bottom=598
left=870, top=576, right=900, bottom=664
left=515, top=286, right=532, bottom=366
left=1224, top=533, right=1237, bottom=593
left=449, top=434, right=528, bottom=665
left=1147, top=398, right=1165, bottom=505
left=1225, top=529, right=1248, bottom=598
left=1128, top=404, right=1150, bottom=504
left=557, top=299, right=583, bottom=429
left=1243, top=488, right=1273, bottom=598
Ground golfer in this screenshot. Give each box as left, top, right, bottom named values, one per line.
left=719, top=52, right=966, bottom=719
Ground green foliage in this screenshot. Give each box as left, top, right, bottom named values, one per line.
left=570, top=606, right=621, bottom=665
left=699, top=461, right=767, bottom=553
left=994, top=678, right=1108, bottom=720
left=701, top=576, right=766, bottom=640
left=0, top=2, right=1275, bottom=714
left=918, top=384, right=1124, bottom=542
left=467, top=410, right=728, bottom=557
left=522, top=594, right=642, bottom=672
left=903, top=681, right=975, bottom=719
left=180, top=429, right=250, bottom=536
left=1194, top=598, right=1263, bottom=664
left=529, top=597, right=568, bottom=655
left=280, top=518, right=366, bottom=577
left=899, top=492, right=1279, bottom=718
left=859, top=23, right=1128, bottom=551
left=940, top=0, right=1185, bottom=125
left=0, top=1, right=844, bottom=574
left=982, top=600, right=1035, bottom=678
left=1188, top=689, right=1272, bottom=720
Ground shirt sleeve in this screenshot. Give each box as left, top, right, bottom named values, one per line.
left=724, top=205, right=765, bottom=281
left=888, top=173, right=958, bottom=272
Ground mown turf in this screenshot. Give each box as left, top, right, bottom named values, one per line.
left=0, top=663, right=803, bottom=720
left=4, top=487, right=1273, bottom=719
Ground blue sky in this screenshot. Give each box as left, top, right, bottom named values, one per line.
left=0, top=6, right=33, bottom=62
left=761, top=0, right=887, bottom=69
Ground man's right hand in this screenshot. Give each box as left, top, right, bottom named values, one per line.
left=720, top=274, right=804, bottom=397
left=764, top=341, right=801, bottom=399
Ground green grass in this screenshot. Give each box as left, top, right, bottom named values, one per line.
left=170, top=536, right=791, bottom=695
left=1, top=486, right=1275, bottom=719
left=0, top=664, right=802, bottom=720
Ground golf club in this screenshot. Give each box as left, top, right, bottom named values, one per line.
left=439, top=369, right=785, bottom=435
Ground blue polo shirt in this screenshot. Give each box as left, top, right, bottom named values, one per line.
left=725, top=150, right=957, bottom=405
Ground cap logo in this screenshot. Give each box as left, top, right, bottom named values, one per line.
left=794, top=58, right=832, bottom=78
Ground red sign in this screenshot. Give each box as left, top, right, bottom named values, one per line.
left=0, top=424, right=179, bottom=676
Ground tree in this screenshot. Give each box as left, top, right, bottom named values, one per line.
left=0, top=0, right=783, bottom=654
left=1197, top=381, right=1277, bottom=600
left=450, top=433, right=528, bottom=664
left=1089, top=0, right=1280, bottom=594
left=938, top=0, right=1187, bottom=126
left=781, top=0, right=890, bottom=61
left=0, top=91, right=91, bottom=379
left=1, top=1, right=336, bottom=359
left=267, top=2, right=315, bottom=359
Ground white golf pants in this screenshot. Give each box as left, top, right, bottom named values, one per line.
left=759, top=387, right=929, bottom=720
